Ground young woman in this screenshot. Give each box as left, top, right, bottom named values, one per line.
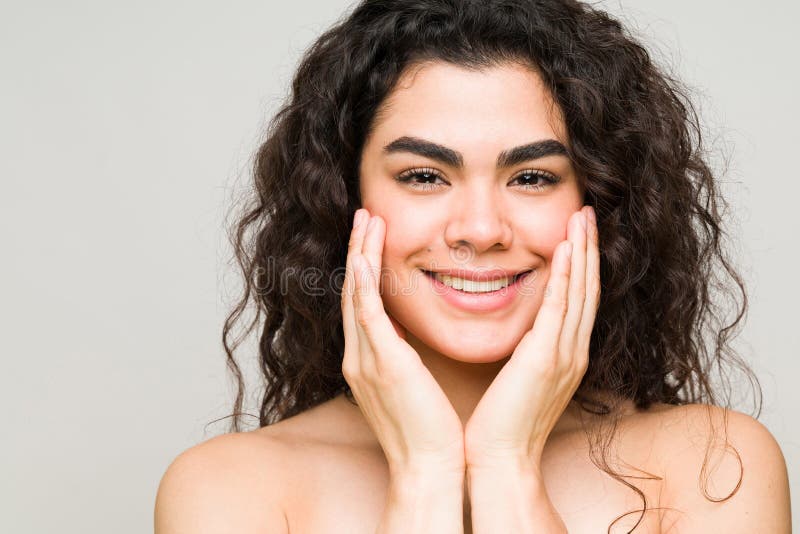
left=155, top=1, right=791, bottom=532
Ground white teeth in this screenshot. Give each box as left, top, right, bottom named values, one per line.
left=433, top=273, right=512, bottom=293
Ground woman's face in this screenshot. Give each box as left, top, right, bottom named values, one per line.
left=358, top=60, right=584, bottom=363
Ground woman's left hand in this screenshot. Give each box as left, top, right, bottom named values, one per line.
left=463, top=205, right=601, bottom=471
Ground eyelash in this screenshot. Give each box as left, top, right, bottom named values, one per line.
left=395, top=167, right=561, bottom=192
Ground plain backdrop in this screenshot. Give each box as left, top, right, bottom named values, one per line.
left=1, top=1, right=797, bottom=532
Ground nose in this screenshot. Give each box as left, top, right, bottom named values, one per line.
left=443, top=183, right=512, bottom=257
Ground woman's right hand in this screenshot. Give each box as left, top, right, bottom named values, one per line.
left=341, top=208, right=465, bottom=480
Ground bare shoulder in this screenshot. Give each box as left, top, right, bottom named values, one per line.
left=647, top=403, right=791, bottom=533
left=154, top=429, right=292, bottom=534
left=154, top=395, right=374, bottom=534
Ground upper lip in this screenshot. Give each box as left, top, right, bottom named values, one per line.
left=422, top=268, right=532, bottom=282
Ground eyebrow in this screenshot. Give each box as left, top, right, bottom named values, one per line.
left=382, top=136, right=569, bottom=169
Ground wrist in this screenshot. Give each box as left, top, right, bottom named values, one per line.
left=467, top=462, right=567, bottom=533
left=464, top=432, right=546, bottom=474
left=389, top=474, right=464, bottom=494
left=466, top=452, right=542, bottom=477
left=390, top=465, right=465, bottom=490
left=387, top=469, right=465, bottom=511
left=380, top=462, right=465, bottom=534
left=389, top=453, right=466, bottom=481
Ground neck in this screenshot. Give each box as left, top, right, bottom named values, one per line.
left=405, top=332, right=594, bottom=435
left=336, top=335, right=626, bottom=448
left=407, top=332, right=509, bottom=427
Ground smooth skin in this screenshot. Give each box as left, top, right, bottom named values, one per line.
left=354, top=61, right=590, bottom=436
left=344, top=205, right=596, bottom=474
left=154, top=61, right=791, bottom=533
left=463, top=206, right=597, bottom=472
left=342, top=208, right=466, bottom=479
left=344, top=60, right=599, bottom=479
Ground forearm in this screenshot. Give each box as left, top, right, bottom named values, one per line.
left=467, top=463, right=567, bottom=534
left=376, top=470, right=465, bottom=534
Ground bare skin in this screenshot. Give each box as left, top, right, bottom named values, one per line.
left=154, top=61, right=791, bottom=533
left=355, top=61, right=587, bottom=435
left=255, top=63, right=788, bottom=534
left=256, top=392, right=672, bottom=533
left=245, top=64, right=680, bottom=532
left=250, top=60, right=676, bottom=532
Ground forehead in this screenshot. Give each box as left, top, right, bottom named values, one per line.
left=366, top=60, right=569, bottom=153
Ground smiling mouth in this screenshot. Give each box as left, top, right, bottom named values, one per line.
left=421, top=269, right=533, bottom=293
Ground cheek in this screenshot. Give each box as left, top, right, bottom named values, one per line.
left=512, top=203, right=572, bottom=260
left=364, top=199, right=436, bottom=263
left=539, top=221, right=568, bottom=261
left=360, top=215, right=419, bottom=309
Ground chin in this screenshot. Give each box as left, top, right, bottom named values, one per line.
left=412, top=327, right=521, bottom=364
left=443, top=346, right=514, bottom=364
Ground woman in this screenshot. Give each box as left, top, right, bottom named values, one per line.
left=155, top=0, right=791, bottom=532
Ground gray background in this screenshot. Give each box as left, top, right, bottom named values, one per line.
left=1, top=1, right=796, bottom=532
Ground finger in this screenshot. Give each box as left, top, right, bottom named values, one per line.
left=576, top=206, right=601, bottom=354
left=361, top=214, right=384, bottom=281
left=356, top=215, right=386, bottom=361
left=342, top=209, right=369, bottom=378
left=353, top=216, right=407, bottom=375
left=352, top=251, right=380, bottom=378
left=351, top=214, right=383, bottom=379
left=516, top=240, right=573, bottom=365
left=559, top=210, right=588, bottom=363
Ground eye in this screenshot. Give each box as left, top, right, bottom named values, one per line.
left=394, top=167, right=561, bottom=192
left=509, top=170, right=560, bottom=191
left=395, top=167, right=448, bottom=191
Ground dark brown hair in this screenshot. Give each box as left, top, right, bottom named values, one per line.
left=219, top=1, right=760, bottom=531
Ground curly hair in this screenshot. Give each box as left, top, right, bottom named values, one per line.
left=219, top=0, right=760, bottom=530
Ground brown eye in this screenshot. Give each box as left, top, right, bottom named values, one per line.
left=510, top=170, right=560, bottom=191
left=395, top=167, right=448, bottom=191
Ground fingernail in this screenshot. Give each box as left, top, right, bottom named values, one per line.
left=579, top=212, right=587, bottom=230
left=367, top=216, right=376, bottom=231
left=353, top=209, right=364, bottom=227
left=588, top=207, right=596, bottom=224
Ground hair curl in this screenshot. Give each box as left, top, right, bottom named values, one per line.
left=219, top=1, right=760, bottom=531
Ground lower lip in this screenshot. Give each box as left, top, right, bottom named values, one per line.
left=423, top=270, right=533, bottom=313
